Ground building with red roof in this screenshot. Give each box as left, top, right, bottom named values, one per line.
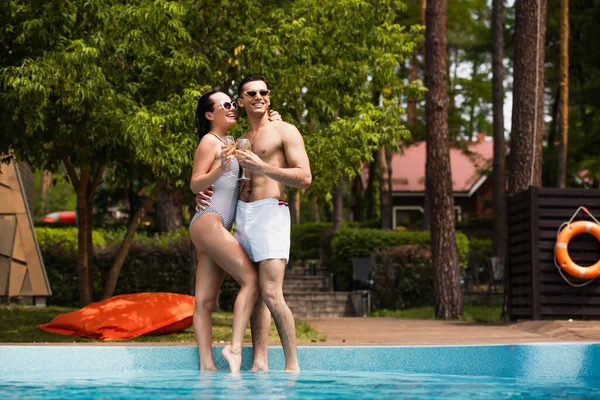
left=391, top=133, right=494, bottom=229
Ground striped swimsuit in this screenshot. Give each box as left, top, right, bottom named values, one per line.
left=189, top=135, right=240, bottom=231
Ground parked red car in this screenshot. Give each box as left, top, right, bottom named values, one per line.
left=41, top=211, right=77, bottom=224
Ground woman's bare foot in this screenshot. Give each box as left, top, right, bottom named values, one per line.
left=222, top=345, right=242, bottom=373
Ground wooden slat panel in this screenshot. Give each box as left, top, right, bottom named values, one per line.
left=511, top=297, right=532, bottom=306
left=0, top=187, right=16, bottom=213
left=510, top=253, right=531, bottom=265
left=0, top=256, right=9, bottom=296
left=16, top=214, right=49, bottom=295
left=511, top=286, right=532, bottom=296
left=11, top=228, right=26, bottom=263
left=538, top=188, right=600, bottom=197
left=510, top=264, right=532, bottom=276
left=509, top=231, right=531, bottom=245
left=0, top=215, right=16, bottom=257
left=511, top=275, right=532, bottom=285
left=509, top=220, right=531, bottom=233
left=537, top=196, right=600, bottom=207
left=0, top=161, right=15, bottom=188
left=540, top=306, right=600, bottom=317
left=19, top=272, right=32, bottom=296
left=8, top=261, right=26, bottom=297
left=538, top=208, right=600, bottom=218
left=541, top=284, right=600, bottom=295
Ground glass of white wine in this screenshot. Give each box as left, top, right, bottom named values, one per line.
left=221, top=135, right=238, bottom=178
left=236, top=138, right=252, bottom=180
left=223, top=135, right=236, bottom=150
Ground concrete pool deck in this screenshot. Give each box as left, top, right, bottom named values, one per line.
left=2, top=317, right=600, bottom=347
left=298, top=318, right=600, bottom=346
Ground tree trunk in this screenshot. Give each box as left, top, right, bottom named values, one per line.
left=288, top=189, right=301, bottom=224
left=39, top=170, right=52, bottom=212
left=102, top=179, right=167, bottom=299
left=62, top=158, right=92, bottom=306
left=351, top=174, right=364, bottom=222
left=379, top=145, right=393, bottom=230
left=312, top=196, right=320, bottom=222
left=365, top=153, right=378, bottom=221
left=492, top=0, right=508, bottom=317
left=407, top=54, right=418, bottom=127
left=156, top=183, right=183, bottom=232
left=557, top=0, right=569, bottom=188
left=425, top=0, right=461, bottom=320
left=76, top=169, right=91, bottom=306
left=332, top=176, right=344, bottom=232
left=509, top=0, right=547, bottom=195
left=86, top=201, right=95, bottom=298
left=544, top=85, right=560, bottom=186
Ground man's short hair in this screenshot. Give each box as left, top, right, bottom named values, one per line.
left=237, top=74, right=269, bottom=96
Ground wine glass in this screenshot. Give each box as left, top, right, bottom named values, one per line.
left=221, top=135, right=238, bottom=178
left=224, top=135, right=236, bottom=150
left=236, top=138, right=252, bottom=181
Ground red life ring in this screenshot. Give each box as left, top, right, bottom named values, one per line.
left=555, top=220, right=600, bottom=279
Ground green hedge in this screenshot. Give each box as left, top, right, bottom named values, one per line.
left=37, top=227, right=193, bottom=307
left=289, top=222, right=332, bottom=263
left=372, top=245, right=434, bottom=309
left=330, top=228, right=469, bottom=290
left=35, top=225, right=476, bottom=308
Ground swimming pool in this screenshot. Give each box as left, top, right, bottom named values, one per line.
left=1, top=343, right=600, bottom=398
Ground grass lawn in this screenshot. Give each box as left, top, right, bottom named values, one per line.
left=371, top=303, right=505, bottom=323
left=0, top=306, right=326, bottom=344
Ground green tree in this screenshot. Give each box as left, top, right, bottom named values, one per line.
left=237, top=0, right=425, bottom=229
left=0, top=0, right=237, bottom=304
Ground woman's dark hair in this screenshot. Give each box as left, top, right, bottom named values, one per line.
left=195, top=90, right=217, bottom=143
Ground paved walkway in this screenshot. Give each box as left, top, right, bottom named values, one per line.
left=300, top=318, right=600, bottom=345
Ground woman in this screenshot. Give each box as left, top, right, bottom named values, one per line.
left=189, top=90, right=259, bottom=373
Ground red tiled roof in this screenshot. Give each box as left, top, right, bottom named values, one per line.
left=391, top=139, right=494, bottom=194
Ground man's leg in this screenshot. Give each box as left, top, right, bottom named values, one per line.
left=257, top=258, right=299, bottom=372
left=250, top=296, right=271, bottom=371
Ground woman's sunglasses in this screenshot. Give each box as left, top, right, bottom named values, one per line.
left=244, top=90, right=270, bottom=97
left=211, top=101, right=237, bottom=112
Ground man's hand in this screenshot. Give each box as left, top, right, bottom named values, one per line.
left=236, top=150, right=268, bottom=174
left=195, top=188, right=214, bottom=212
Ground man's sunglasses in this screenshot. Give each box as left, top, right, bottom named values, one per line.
left=211, top=101, right=237, bottom=111
left=244, top=90, right=270, bottom=97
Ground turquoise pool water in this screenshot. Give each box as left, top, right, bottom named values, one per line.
left=1, top=344, right=600, bottom=398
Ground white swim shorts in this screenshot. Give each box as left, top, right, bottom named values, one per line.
left=234, top=198, right=291, bottom=263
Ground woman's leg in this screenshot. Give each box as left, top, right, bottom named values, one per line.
left=193, top=249, right=225, bottom=371
left=190, top=214, right=259, bottom=372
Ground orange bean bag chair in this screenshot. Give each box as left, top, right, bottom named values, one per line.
left=39, top=292, right=195, bottom=341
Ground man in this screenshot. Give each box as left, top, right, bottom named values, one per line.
left=198, top=74, right=311, bottom=372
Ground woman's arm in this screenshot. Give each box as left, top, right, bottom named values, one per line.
left=190, top=136, right=235, bottom=194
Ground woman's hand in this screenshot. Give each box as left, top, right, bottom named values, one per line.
left=268, top=110, right=282, bottom=121
left=218, top=146, right=236, bottom=174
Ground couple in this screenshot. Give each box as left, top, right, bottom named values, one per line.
left=189, top=74, right=311, bottom=373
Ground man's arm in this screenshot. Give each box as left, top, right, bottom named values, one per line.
left=238, top=123, right=312, bottom=189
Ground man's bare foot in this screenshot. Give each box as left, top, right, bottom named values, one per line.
left=222, top=345, right=242, bottom=373
left=284, top=365, right=300, bottom=373
left=249, top=362, right=268, bottom=372
left=199, top=365, right=218, bottom=372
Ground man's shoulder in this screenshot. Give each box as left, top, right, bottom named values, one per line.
left=272, top=120, right=301, bottom=136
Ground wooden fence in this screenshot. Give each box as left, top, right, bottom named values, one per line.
left=509, top=186, right=600, bottom=320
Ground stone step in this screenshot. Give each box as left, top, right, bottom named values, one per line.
left=283, top=276, right=330, bottom=292
left=284, top=292, right=350, bottom=301
left=284, top=291, right=358, bottom=317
